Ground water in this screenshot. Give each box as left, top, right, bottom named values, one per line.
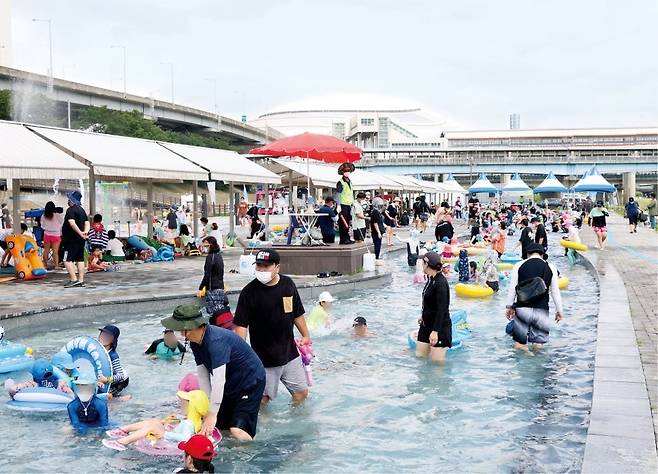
left=0, top=238, right=597, bottom=473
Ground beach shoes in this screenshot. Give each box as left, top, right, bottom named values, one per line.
left=105, top=428, right=129, bottom=439
left=102, top=439, right=127, bottom=451
left=64, top=280, right=81, bottom=288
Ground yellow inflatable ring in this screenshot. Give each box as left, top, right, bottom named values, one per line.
left=558, top=276, right=569, bottom=289
left=452, top=246, right=490, bottom=257
left=495, top=262, right=513, bottom=270
left=455, top=283, right=495, bottom=298
left=559, top=240, right=588, bottom=252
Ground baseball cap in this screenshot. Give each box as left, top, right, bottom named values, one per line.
left=526, top=243, right=545, bottom=255
left=318, top=291, right=335, bottom=303
left=178, top=434, right=216, bottom=461
left=254, top=249, right=280, bottom=265
left=353, top=316, right=367, bottom=327
left=530, top=217, right=541, bottom=223
left=422, top=251, right=442, bottom=270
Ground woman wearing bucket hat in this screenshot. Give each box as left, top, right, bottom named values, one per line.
left=162, top=304, right=265, bottom=441
left=61, top=190, right=89, bottom=288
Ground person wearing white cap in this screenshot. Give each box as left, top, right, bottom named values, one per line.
left=306, top=291, right=335, bottom=331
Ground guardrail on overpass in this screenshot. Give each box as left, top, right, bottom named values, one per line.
left=0, top=66, right=282, bottom=145
left=359, top=146, right=658, bottom=175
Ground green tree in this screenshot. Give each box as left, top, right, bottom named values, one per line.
left=0, top=90, right=10, bottom=120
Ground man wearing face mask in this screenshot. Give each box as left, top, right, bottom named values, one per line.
left=336, top=163, right=355, bottom=245
left=234, top=249, right=312, bottom=406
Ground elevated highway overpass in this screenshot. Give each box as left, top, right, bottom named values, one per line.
left=0, top=66, right=281, bottom=145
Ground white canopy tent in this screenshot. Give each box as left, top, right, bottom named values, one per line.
left=384, top=175, right=426, bottom=192
left=350, top=169, right=405, bottom=191
left=501, top=173, right=531, bottom=193
left=29, top=125, right=209, bottom=237
left=443, top=174, right=467, bottom=193
left=0, top=121, right=90, bottom=233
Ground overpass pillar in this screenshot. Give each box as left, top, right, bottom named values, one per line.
left=500, top=173, right=511, bottom=186
left=622, top=172, right=636, bottom=203
left=434, top=174, right=439, bottom=182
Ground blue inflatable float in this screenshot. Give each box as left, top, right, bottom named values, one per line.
left=0, top=341, right=33, bottom=374
left=407, top=309, right=472, bottom=352
left=61, top=336, right=112, bottom=393
left=500, top=252, right=522, bottom=264
left=6, top=387, right=73, bottom=412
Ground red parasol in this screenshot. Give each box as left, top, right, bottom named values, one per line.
left=249, top=132, right=362, bottom=163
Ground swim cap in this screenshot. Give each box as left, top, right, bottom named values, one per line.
left=178, top=373, right=200, bottom=392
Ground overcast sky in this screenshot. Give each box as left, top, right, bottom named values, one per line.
left=6, top=0, right=658, bottom=129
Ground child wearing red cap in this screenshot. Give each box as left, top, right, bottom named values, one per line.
left=174, top=434, right=216, bottom=473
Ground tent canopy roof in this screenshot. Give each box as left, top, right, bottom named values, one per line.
left=0, top=121, right=89, bottom=180
left=502, top=173, right=531, bottom=193
left=30, top=125, right=208, bottom=181
left=469, top=173, right=498, bottom=193
left=534, top=172, right=568, bottom=193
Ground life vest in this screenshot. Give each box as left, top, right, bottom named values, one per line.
left=338, top=178, right=354, bottom=206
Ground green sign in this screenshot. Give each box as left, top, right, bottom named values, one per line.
left=241, top=115, right=247, bottom=123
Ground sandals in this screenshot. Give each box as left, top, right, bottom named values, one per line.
left=317, top=272, right=329, bottom=278
left=102, top=438, right=127, bottom=451
left=318, top=271, right=342, bottom=278
left=329, top=271, right=342, bottom=277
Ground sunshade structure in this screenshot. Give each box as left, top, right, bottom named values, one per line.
left=443, top=174, right=467, bottom=193
left=468, top=173, right=498, bottom=194
left=501, top=173, right=531, bottom=193
left=160, top=142, right=280, bottom=185
left=385, top=175, right=436, bottom=193
left=0, top=121, right=90, bottom=233
left=533, top=171, right=568, bottom=193
left=30, top=126, right=207, bottom=181
left=350, top=169, right=404, bottom=191
left=250, top=132, right=362, bottom=203
left=0, top=121, right=89, bottom=180
left=573, top=166, right=616, bottom=193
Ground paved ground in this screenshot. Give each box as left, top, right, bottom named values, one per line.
left=579, top=213, right=658, bottom=447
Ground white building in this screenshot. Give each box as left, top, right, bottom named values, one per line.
left=249, top=94, right=458, bottom=149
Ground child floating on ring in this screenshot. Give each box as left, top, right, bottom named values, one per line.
left=102, top=390, right=211, bottom=451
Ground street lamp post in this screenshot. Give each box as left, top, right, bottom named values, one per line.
left=204, top=78, right=220, bottom=130
left=32, top=18, right=53, bottom=91
left=161, top=62, right=174, bottom=105
left=111, top=45, right=127, bottom=98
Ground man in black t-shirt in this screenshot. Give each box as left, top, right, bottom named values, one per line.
left=234, top=249, right=311, bottom=406
left=531, top=216, right=548, bottom=257
left=468, top=194, right=480, bottom=219
left=514, top=218, right=533, bottom=259
left=61, top=191, right=89, bottom=288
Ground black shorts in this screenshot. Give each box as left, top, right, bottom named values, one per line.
left=417, top=323, right=452, bottom=348
left=217, top=377, right=265, bottom=439
left=62, top=240, right=85, bottom=262
left=628, top=215, right=638, bottom=225
left=486, top=281, right=500, bottom=292
left=110, top=378, right=129, bottom=396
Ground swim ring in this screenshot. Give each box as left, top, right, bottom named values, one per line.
left=133, top=428, right=222, bottom=456
left=559, top=240, right=588, bottom=252
left=558, top=276, right=569, bottom=289
left=0, top=341, right=34, bottom=374
left=500, top=253, right=522, bottom=264
left=455, top=283, right=494, bottom=298
left=495, top=262, right=513, bottom=271
left=61, top=336, right=112, bottom=393
left=406, top=309, right=471, bottom=351
left=452, top=246, right=489, bottom=257
left=6, top=387, right=73, bottom=412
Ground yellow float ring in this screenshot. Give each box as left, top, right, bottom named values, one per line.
left=455, top=283, right=495, bottom=298
left=559, top=240, right=588, bottom=252
left=495, top=262, right=513, bottom=271
left=558, top=276, right=569, bottom=289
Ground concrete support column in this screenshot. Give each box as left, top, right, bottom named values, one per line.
left=228, top=181, right=235, bottom=237
left=434, top=174, right=439, bottom=182
left=192, top=180, right=199, bottom=238
left=622, top=172, right=636, bottom=203
left=11, top=179, right=20, bottom=235
left=501, top=173, right=511, bottom=186
left=88, top=168, right=96, bottom=215
left=146, top=179, right=154, bottom=239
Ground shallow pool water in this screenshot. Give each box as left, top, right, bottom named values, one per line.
left=0, top=238, right=597, bottom=473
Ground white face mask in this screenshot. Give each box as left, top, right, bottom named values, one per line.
left=255, top=271, right=273, bottom=284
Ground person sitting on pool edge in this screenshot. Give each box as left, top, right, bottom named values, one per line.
left=98, top=325, right=129, bottom=396
left=306, top=291, right=335, bottom=331
left=174, top=434, right=217, bottom=473
left=67, top=372, right=110, bottom=434
left=145, top=329, right=187, bottom=359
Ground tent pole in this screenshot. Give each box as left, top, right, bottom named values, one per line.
left=146, top=179, right=154, bottom=238
left=306, top=155, right=310, bottom=207
left=228, top=181, right=235, bottom=237
left=265, top=183, right=270, bottom=231
left=11, top=179, right=20, bottom=235
left=288, top=170, right=293, bottom=211
left=192, top=180, right=199, bottom=238
left=88, top=167, right=96, bottom=214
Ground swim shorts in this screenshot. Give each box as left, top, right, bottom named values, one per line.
left=62, top=240, right=85, bottom=262
left=486, top=281, right=500, bottom=293
left=263, top=356, right=308, bottom=400
left=417, top=323, right=452, bottom=348
left=592, top=225, right=607, bottom=234
left=43, top=233, right=61, bottom=245
left=110, top=378, right=129, bottom=396
left=217, top=377, right=265, bottom=439
left=511, top=307, right=551, bottom=345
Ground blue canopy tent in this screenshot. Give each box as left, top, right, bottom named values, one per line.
left=502, top=173, right=531, bottom=193
left=573, top=166, right=616, bottom=193
left=468, top=173, right=498, bottom=194
left=534, top=172, right=568, bottom=193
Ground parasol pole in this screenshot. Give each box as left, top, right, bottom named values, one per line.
left=306, top=152, right=311, bottom=207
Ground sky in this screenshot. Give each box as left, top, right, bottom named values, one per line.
left=5, top=0, right=658, bottom=129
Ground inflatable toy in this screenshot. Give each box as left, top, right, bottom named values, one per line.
left=558, top=276, right=569, bottom=289
left=133, top=427, right=222, bottom=456
left=5, top=235, right=47, bottom=280
left=406, top=309, right=471, bottom=352
left=0, top=337, right=34, bottom=374
left=559, top=239, right=588, bottom=252
left=6, top=387, right=73, bottom=412
left=495, top=262, right=513, bottom=271
left=452, top=246, right=489, bottom=257
left=296, top=340, right=314, bottom=387
left=455, top=283, right=495, bottom=298
left=127, top=235, right=151, bottom=251
left=500, top=252, right=522, bottom=264
left=61, top=336, right=112, bottom=393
